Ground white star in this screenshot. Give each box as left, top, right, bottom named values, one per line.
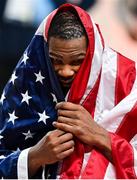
left=34, top=71, right=45, bottom=84
left=22, top=52, right=29, bottom=64
left=0, top=93, right=6, bottom=104
left=21, top=91, right=32, bottom=105
left=13, top=147, right=21, bottom=153
left=8, top=111, right=18, bottom=124
left=0, top=135, right=3, bottom=140
left=22, top=130, right=35, bottom=140
left=0, top=155, right=6, bottom=159
left=10, top=72, right=18, bottom=84
left=51, top=93, right=58, bottom=103
left=38, top=111, right=50, bottom=124
left=16, top=147, right=21, bottom=151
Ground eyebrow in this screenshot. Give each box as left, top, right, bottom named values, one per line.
left=49, top=52, right=86, bottom=58
left=70, top=53, right=86, bottom=58
left=49, top=52, right=62, bottom=58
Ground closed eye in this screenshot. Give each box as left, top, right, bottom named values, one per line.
left=70, top=59, right=84, bottom=66
left=50, top=57, right=63, bottom=65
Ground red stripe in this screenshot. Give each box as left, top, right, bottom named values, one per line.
left=116, top=102, right=137, bottom=141
left=81, top=150, right=109, bottom=179
left=81, top=55, right=137, bottom=179
left=95, top=24, right=105, bottom=49
left=115, top=103, right=137, bottom=178
left=44, top=3, right=137, bottom=179
left=60, top=68, right=102, bottom=179
left=68, top=47, right=93, bottom=104
left=82, top=72, right=101, bottom=117
left=110, top=132, right=136, bottom=178
left=115, top=53, right=136, bottom=105
left=111, top=55, right=137, bottom=178
left=59, top=4, right=96, bottom=177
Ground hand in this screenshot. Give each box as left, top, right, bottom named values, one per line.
left=28, top=129, right=74, bottom=176
left=53, top=102, right=112, bottom=161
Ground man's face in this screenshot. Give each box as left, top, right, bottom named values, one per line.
left=49, top=36, right=87, bottom=89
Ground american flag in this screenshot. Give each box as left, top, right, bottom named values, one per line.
left=0, top=3, right=137, bottom=179
left=0, top=33, right=64, bottom=178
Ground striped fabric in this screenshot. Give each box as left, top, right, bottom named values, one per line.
left=43, top=4, right=137, bottom=179
left=0, top=3, right=137, bottom=179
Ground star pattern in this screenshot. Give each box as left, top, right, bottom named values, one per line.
left=9, top=72, right=18, bottom=84
left=34, top=71, right=45, bottom=84
left=21, top=91, right=32, bottom=105
left=22, top=130, right=35, bottom=140
left=22, top=53, right=29, bottom=64
left=38, top=111, right=50, bottom=124
left=8, top=111, right=18, bottom=125
left=51, top=93, right=58, bottom=103
left=0, top=40, right=60, bottom=177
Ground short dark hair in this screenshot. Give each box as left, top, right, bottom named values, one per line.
left=48, top=9, right=87, bottom=40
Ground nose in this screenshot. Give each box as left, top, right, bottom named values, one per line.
left=58, top=65, right=75, bottom=78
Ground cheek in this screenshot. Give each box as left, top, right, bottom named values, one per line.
left=73, top=65, right=81, bottom=73
left=52, top=64, right=61, bottom=72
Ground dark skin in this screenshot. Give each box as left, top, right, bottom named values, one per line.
left=28, top=36, right=112, bottom=177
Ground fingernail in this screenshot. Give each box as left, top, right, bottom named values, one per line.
left=52, top=121, right=56, bottom=126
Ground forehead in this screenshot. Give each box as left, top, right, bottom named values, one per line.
left=48, top=36, right=87, bottom=55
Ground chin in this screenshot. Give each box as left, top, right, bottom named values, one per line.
left=61, top=83, right=71, bottom=89
left=62, top=84, right=71, bottom=88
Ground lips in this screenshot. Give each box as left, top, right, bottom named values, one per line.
left=59, top=78, right=74, bottom=87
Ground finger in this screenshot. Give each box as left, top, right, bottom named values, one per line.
left=56, top=102, right=82, bottom=111
left=57, top=146, right=74, bottom=160
left=47, top=129, right=65, bottom=137
left=58, top=109, right=78, bottom=119
left=56, top=140, right=75, bottom=153
left=57, top=116, right=78, bottom=126
left=58, top=132, right=74, bottom=144
left=53, top=122, right=75, bottom=134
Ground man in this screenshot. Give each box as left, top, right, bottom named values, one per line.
left=0, top=3, right=137, bottom=179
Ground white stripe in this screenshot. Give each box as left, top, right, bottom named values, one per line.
left=79, top=21, right=118, bottom=178
left=79, top=152, right=91, bottom=178
left=17, top=148, right=30, bottom=179
left=79, top=22, right=104, bottom=177
left=94, top=48, right=117, bottom=124
left=100, top=86, right=137, bottom=132
left=35, top=14, right=51, bottom=41
left=92, top=48, right=117, bottom=179
left=98, top=63, right=137, bottom=132
left=102, top=63, right=137, bottom=178
left=130, top=63, right=137, bottom=92
left=35, top=18, right=45, bottom=36
left=104, top=163, right=116, bottom=179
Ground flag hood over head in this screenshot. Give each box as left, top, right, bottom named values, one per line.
left=37, top=3, right=104, bottom=104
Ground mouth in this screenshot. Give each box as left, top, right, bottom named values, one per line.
left=59, top=78, right=74, bottom=87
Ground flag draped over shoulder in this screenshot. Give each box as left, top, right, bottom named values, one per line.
left=0, top=3, right=137, bottom=179
left=45, top=4, right=137, bottom=179
left=0, top=16, right=64, bottom=178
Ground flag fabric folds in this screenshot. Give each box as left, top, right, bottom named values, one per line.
left=0, top=3, right=137, bottom=179
left=0, top=34, right=63, bottom=178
